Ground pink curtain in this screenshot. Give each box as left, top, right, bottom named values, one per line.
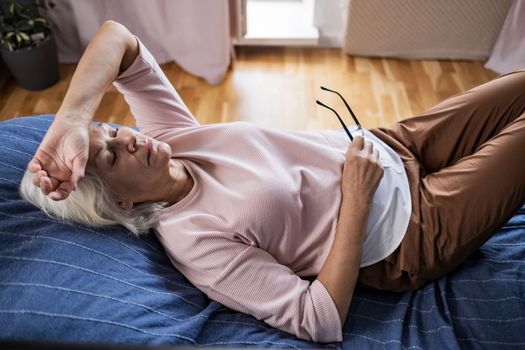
left=485, top=0, right=525, bottom=74
left=45, top=0, right=234, bottom=84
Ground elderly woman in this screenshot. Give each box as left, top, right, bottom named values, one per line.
left=21, top=21, right=525, bottom=343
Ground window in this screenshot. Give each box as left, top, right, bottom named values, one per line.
left=235, top=0, right=319, bottom=46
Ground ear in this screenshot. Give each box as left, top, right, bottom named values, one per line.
left=118, top=199, right=134, bottom=210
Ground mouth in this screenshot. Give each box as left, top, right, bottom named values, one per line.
left=145, top=139, right=152, bottom=165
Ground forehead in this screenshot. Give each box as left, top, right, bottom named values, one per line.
left=87, top=123, right=109, bottom=169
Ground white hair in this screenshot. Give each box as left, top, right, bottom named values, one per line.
left=19, top=169, right=167, bottom=236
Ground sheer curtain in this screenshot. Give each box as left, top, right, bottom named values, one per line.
left=45, top=0, right=235, bottom=84
left=485, top=0, right=525, bottom=74
left=312, top=0, right=348, bottom=47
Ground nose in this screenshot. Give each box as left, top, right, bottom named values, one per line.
left=108, top=133, right=136, bottom=153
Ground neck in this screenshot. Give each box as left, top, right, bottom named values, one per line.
left=165, top=159, right=193, bottom=205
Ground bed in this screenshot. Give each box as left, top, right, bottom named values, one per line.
left=1, top=115, right=524, bottom=349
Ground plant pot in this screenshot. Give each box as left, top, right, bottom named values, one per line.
left=0, top=34, right=59, bottom=91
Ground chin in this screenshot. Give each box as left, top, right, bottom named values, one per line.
left=159, top=142, right=173, bottom=158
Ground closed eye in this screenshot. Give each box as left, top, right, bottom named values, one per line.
left=110, top=128, right=119, bottom=166
left=105, top=148, right=117, bottom=167
left=111, top=150, right=117, bottom=166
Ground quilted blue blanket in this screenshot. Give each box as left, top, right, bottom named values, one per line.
left=1, top=116, right=524, bottom=349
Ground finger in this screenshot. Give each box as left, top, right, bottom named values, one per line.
left=39, top=174, right=60, bottom=194
left=28, top=158, right=42, bottom=173
left=42, top=179, right=59, bottom=196
left=378, top=166, right=385, bottom=179
left=32, top=170, right=48, bottom=188
left=351, top=135, right=365, bottom=150
left=32, top=172, right=42, bottom=187
left=363, top=140, right=373, bottom=153
left=48, top=182, right=72, bottom=201
left=70, top=156, right=87, bottom=191
left=49, top=190, right=67, bottom=201
left=37, top=170, right=49, bottom=184
left=48, top=177, right=61, bottom=192
left=372, top=148, right=379, bottom=162
left=39, top=176, right=53, bottom=194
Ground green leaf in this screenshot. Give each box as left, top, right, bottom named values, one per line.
left=0, top=0, right=56, bottom=50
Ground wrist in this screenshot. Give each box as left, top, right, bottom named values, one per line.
left=338, top=195, right=371, bottom=242
left=341, top=191, right=372, bottom=213
left=54, top=109, right=92, bottom=127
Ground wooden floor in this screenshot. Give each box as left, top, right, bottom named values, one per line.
left=0, top=47, right=498, bottom=131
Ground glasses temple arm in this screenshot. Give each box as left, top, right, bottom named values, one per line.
left=320, top=86, right=361, bottom=127
left=316, top=100, right=353, bottom=141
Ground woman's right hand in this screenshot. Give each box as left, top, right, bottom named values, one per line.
left=341, top=136, right=384, bottom=205
left=26, top=21, right=134, bottom=201
left=27, top=117, right=89, bottom=201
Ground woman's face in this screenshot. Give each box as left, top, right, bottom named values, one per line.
left=87, top=123, right=173, bottom=205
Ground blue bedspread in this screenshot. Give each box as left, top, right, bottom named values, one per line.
left=1, top=115, right=524, bottom=349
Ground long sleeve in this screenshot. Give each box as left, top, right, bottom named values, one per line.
left=112, top=35, right=199, bottom=137
left=208, top=245, right=342, bottom=343
left=165, top=234, right=344, bottom=343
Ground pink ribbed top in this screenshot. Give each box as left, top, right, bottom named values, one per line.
left=113, top=36, right=411, bottom=343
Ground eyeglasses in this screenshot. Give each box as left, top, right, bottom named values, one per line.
left=316, top=86, right=363, bottom=141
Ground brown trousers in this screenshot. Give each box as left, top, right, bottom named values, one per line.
left=358, top=68, right=525, bottom=292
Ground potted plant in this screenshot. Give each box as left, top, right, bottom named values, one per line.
left=0, top=0, right=57, bottom=91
